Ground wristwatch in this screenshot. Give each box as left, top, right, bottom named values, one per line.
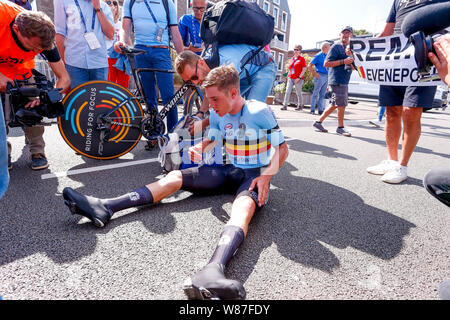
left=94, top=8, right=102, bottom=12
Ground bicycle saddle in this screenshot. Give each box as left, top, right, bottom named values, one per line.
left=119, top=46, right=146, bottom=56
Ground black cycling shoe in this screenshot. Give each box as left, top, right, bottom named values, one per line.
left=183, top=263, right=246, bottom=300
left=62, top=187, right=111, bottom=228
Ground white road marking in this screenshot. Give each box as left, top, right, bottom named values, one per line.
left=41, top=158, right=160, bottom=180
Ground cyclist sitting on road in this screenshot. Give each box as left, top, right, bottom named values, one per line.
left=62, top=65, right=289, bottom=300
left=175, top=45, right=276, bottom=135
left=0, top=1, right=70, bottom=178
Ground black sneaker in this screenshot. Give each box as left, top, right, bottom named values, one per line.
left=313, top=121, right=328, bottom=133
left=183, top=263, right=246, bottom=300
left=63, top=187, right=111, bottom=228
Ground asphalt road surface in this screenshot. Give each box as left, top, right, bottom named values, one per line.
left=0, top=101, right=449, bottom=300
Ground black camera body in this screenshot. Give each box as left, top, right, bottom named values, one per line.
left=402, top=1, right=450, bottom=82
left=6, top=69, right=64, bottom=127
left=410, top=31, right=445, bottom=80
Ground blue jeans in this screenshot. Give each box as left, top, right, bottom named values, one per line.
left=310, top=73, right=328, bottom=113
left=240, top=60, right=277, bottom=103
left=66, top=64, right=109, bottom=89
left=134, top=45, right=177, bottom=133
left=0, top=98, right=9, bottom=198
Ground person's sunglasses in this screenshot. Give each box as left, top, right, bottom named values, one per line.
left=107, top=1, right=118, bottom=6
left=189, top=60, right=199, bottom=82
left=294, top=48, right=301, bottom=51
left=193, top=6, right=206, bottom=11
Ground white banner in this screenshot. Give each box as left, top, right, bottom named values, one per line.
left=349, top=34, right=443, bottom=86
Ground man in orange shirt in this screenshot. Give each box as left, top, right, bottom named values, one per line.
left=0, top=0, right=70, bottom=172
left=281, top=44, right=306, bottom=111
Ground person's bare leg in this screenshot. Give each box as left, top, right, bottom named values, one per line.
left=336, top=106, right=346, bottom=127
left=385, top=106, right=403, bottom=161
left=399, top=107, right=422, bottom=167
left=318, top=105, right=337, bottom=123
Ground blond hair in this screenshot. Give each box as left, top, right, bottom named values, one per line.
left=202, top=65, right=240, bottom=94
left=15, top=11, right=55, bottom=50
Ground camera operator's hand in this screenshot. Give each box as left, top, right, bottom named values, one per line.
left=25, top=98, right=41, bottom=109
left=429, top=34, right=450, bottom=86
left=0, top=73, right=13, bottom=92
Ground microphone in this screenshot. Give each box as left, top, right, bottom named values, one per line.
left=401, top=1, right=450, bottom=37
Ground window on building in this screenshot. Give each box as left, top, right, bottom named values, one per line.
left=271, top=50, right=276, bottom=59
left=277, top=53, right=284, bottom=71
left=281, top=11, right=287, bottom=32
left=263, top=1, right=270, bottom=13
left=273, top=7, right=279, bottom=28
left=273, top=0, right=280, bottom=4
left=275, top=33, right=284, bottom=42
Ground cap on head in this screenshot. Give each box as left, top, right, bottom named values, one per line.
left=341, top=26, right=353, bottom=34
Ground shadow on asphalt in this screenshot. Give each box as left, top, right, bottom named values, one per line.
left=285, top=137, right=358, bottom=161
left=226, top=162, right=416, bottom=283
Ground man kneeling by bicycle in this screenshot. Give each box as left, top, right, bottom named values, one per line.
left=62, top=65, right=289, bottom=300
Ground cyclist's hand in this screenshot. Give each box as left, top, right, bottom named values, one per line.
left=186, top=44, right=203, bottom=53
left=189, top=119, right=204, bottom=136
left=344, top=57, right=354, bottom=65
left=25, top=98, right=41, bottom=109
left=248, top=175, right=271, bottom=207
left=188, top=144, right=203, bottom=163
left=0, top=73, right=13, bottom=92
left=114, top=41, right=126, bottom=54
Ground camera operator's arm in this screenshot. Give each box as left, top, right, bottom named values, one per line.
left=429, top=34, right=450, bottom=86
left=0, top=72, right=14, bottom=92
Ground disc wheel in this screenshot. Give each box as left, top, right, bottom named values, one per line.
left=58, top=81, right=144, bottom=160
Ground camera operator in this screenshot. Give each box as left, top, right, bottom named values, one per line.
left=366, top=0, right=447, bottom=184
left=0, top=0, right=70, bottom=173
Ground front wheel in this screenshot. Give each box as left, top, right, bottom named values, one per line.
left=58, top=81, right=144, bottom=160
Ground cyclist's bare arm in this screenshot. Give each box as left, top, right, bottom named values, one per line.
left=114, top=18, right=133, bottom=53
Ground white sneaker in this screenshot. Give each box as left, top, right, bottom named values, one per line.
left=381, top=165, right=408, bottom=184
left=367, top=160, right=399, bottom=175
left=369, top=119, right=384, bottom=127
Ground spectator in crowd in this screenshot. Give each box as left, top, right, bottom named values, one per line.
left=281, top=44, right=306, bottom=111
left=313, top=26, right=354, bottom=137
left=308, top=42, right=330, bottom=115
left=178, top=0, right=206, bottom=55
left=9, top=0, right=31, bottom=10
left=54, top=0, right=114, bottom=89
left=2, top=2, right=70, bottom=171
left=105, top=0, right=130, bottom=88
left=366, top=0, right=439, bottom=184
left=114, top=0, right=184, bottom=136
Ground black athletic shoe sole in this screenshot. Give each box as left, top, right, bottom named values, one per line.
left=182, top=276, right=246, bottom=300
left=63, top=188, right=110, bottom=228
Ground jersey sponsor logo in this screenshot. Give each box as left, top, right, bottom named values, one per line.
left=0, top=56, right=24, bottom=65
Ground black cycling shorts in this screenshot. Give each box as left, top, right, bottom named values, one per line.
left=180, top=164, right=265, bottom=206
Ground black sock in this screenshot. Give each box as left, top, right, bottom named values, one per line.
left=105, top=187, right=154, bottom=215
left=208, top=225, right=245, bottom=268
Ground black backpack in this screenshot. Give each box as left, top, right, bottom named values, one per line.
left=200, top=0, right=275, bottom=69
left=129, top=0, right=172, bottom=42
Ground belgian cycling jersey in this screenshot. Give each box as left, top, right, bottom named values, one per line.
left=208, top=100, right=285, bottom=169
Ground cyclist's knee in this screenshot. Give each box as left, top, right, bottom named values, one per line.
left=166, top=170, right=183, bottom=184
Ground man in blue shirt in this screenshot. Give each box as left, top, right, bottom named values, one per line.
left=308, top=42, right=330, bottom=115
left=113, top=0, right=184, bottom=134
left=62, top=65, right=289, bottom=300
left=313, top=26, right=354, bottom=137
left=54, top=0, right=114, bottom=89
left=178, top=0, right=206, bottom=55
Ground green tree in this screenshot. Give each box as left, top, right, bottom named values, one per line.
left=353, top=29, right=373, bottom=36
